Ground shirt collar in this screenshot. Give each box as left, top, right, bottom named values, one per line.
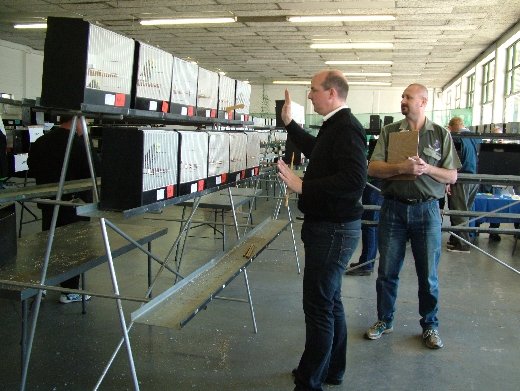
left=398, top=117, right=434, bottom=131
left=323, top=105, right=348, bottom=122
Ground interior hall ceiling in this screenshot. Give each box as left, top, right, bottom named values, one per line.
left=0, top=0, right=519, bottom=88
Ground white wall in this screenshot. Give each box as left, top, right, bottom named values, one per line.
left=0, top=40, right=43, bottom=100
left=250, top=83, right=437, bottom=117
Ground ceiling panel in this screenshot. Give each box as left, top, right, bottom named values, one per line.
left=0, top=0, right=518, bottom=88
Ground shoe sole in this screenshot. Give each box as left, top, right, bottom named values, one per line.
left=446, top=248, right=470, bottom=253
left=60, top=295, right=92, bottom=304
left=425, top=341, right=444, bottom=349
left=364, top=327, right=393, bottom=340
left=345, top=270, right=372, bottom=276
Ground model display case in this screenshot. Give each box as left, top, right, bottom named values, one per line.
left=169, top=57, right=198, bottom=116
left=41, top=17, right=134, bottom=111
left=234, top=80, right=251, bottom=121
left=228, top=132, right=247, bottom=182
left=217, top=75, right=236, bottom=120
left=100, top=127, right=179, bottom=211
left=206, top=131, right=230, bottom=188
left=177, top=131, right=209, bottom=195
left=131, top=41, right=173, bottom=113
left=196, top=68, right=219, bottom=118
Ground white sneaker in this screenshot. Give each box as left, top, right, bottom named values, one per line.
left=59, top=293, right=91, bottom=304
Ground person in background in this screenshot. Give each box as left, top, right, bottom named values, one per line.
left=277, top=69, right=367, bottom=391
left=0, top=125, right=7, bottom=189
left=345, top=179, right=383, bottom=276
left=364, top=84, right=461, bottom=349
left=446, top=116, right=481, bottom=253
left=27, top=115, right=101, bottom=304
left=487, top=126, right=505, bottom=241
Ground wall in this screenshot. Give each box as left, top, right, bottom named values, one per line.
left=0, top=40, right=43, bottom=100
left=250, top=83, right=438, bottom=127
left=0, top=40, right=43, bottom=119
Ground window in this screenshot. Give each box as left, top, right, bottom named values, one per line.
left=455, top=83, right=461, bottom=109
left=505, top=39, right=520, bottom=122
left=482, top=58, right=495, bottom=105
left=467, top=73, right=475, bottom=108
left=505, top=39, right=520, bottom=96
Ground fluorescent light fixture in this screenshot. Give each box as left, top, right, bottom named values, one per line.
left=326, top=60, right=393, bottom=65
left=312, top=43, right=393, bottom=49
left=349, top=81, right=392, bottom=86
left=288, top=15, right=395, bottom=23
left=343, top=72, right=391, bottom=77
left=14, top=23, right=47, bottom=29
left=273, top=81, right=311, bottom=85
left=140, top=17, right=236, bottom=26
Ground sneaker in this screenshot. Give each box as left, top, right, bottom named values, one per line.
left=423, top=329, right=443, bottom=349
left=489, top=234, right=501, bottom=241
left=59, top=293, right=91, bottom=304
left=345, top=267, right=372, bottom=276
left=446, top=244, right=470, bottom=253
left=364, top=320, right=393, bottom=340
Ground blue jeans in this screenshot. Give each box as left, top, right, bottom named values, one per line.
left=359, top=181, right=384, bottom=270
left=295, top=220, right=361, bottom=391
left=376, top=198, right=441, bottom=331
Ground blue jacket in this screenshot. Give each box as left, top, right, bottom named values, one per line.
left=452, top=128, right=480, bottom=174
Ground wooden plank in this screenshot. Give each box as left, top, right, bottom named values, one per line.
left=131, top=217, right=290, bottom=330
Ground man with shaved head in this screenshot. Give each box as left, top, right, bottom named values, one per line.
left=278, top=69, right=367, bottom=391
left=364, top=84, right=461, bottom=349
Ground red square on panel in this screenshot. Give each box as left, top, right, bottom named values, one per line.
left=221, top=173, right=227, bottom=183
left=161, top=101, right=169, bottom=113
left=254, top=167, right=259, bottom=175
left=197, top=180, right=205, bottom=191
left=167, top=185, right=174, bottom=198
left=210, top=109, right=216, bottom=118
left=115, top=94, right=126, bottom=107
left=244, top=114, right=249, bottom=121
left=188, top=106, right=194, bottom=116
left=241, top=170, right=245, bottom=179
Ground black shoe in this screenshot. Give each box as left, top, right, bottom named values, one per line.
left=324, top=377, right=342, bottom=385
left=489, top=234, right=501, bottom=241
left=345, top=267, right=372, bottom=276
left=292, top=368, right=342, bottom=386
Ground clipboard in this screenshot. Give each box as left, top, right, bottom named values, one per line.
left=387, top=131, right=418, bottom=180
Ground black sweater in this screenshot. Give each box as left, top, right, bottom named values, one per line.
left=285, top=108, right=367, bottom=223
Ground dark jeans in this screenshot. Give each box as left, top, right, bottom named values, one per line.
left=376, top=198, right=441, bottom=331
left=359, top=181, right=383, bottom=270
left=294, top=220, right=361, bottom=391
left=448, top=182, right=479, bottom=249
left=41, top=205, right=89, bottom=290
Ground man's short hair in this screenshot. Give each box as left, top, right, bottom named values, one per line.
left=322, top=71, right=349, bottom=101
left=59, top=115, right=74, bottom=124
left=449, top=116, right=464, bottom=127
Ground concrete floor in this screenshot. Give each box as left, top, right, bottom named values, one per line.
left=1, top=181, right=520, bottom=391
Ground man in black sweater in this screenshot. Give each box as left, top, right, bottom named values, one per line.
left=277, top=69, right=367, bottom=391
left=27, top=115, right=101, bottom=303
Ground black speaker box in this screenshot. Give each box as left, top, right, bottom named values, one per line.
left=370, top=115, right=381, bottom=130
left=384, top=116, right=394, bottom=126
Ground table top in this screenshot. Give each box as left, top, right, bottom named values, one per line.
left=0, top=221, right=168, bottom=300
left=178, top=188, right=262, bottom=210
left=473, top=193, right=520, bottom=223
